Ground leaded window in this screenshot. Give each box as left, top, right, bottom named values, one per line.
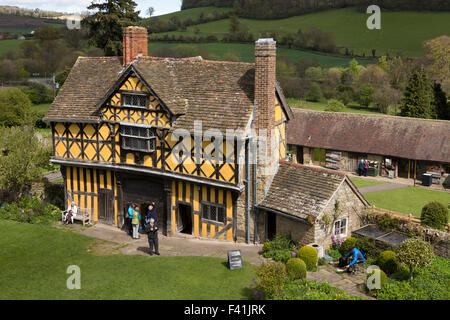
left=120, top=125, right=156, bottom=153
left=334, top=218, right=347, bottom=236
left=202, top=203, right=225, bottom=224
left=123, top=94, right=147, bottom=108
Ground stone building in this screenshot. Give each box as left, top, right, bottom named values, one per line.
left=257, top=160, right=369, bottom=248
left=287, top=109, right=450, bottom=183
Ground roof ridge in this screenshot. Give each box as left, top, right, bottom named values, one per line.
left=279, top=159, right=347, bottom=177
left=136, top=55, right=254, bottom=66
left=292, top=108, right=450, bottom=124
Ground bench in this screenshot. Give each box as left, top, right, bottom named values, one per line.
left=62, top=208, right=93, bottom=226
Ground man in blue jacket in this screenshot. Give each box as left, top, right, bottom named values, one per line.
left=344, top=246, right=365, bottom=274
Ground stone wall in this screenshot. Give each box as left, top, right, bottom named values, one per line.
left=276, top=214, right=315, bottom=245
left=315, top=180, right=367, bottom=249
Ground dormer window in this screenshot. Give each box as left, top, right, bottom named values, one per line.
left=123, top=94, right=147, bottom=108
left=120, top=124, right=156, bottom=153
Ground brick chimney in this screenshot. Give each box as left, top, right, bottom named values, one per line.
left=123, top=26, right=148, bottom=66
left=254, top=38, right=276, bottom=138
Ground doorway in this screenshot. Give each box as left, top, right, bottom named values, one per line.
left=267, top=212, right=277, bottom=241
left=177, top=204, right=192, bottom=235
left=99, top=189, right=114, bottom=225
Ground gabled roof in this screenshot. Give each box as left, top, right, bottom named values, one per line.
left=44, top=55, right=292, bottom=132
left=287, top=109, right=450, bottom=163
left=44, top=57, right=123, bottom=122
left=258, top=160, right=367, bottom=222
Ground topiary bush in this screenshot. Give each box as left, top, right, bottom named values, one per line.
left=297, top=246, right=318, bottom=271
left=377, top=250, right=399, bottom=275
left=421, top=201, right=448, bottom=231
left=256, top=262, right=287, bottom=299
left=397, top=238, right=434, bottom=280
left=286, top=258, right=307, bottom=280
left=339, top=237, right=357, bottom=256
left=366, top=268, right=388, bottom=293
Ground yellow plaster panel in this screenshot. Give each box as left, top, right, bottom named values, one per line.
left=126, top=153, right=135, bottom=164
left=194, top=214, right=199, bottom=237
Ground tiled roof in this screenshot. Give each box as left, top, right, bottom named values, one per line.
left=44, top=57, right=123, bottom=122
left=259, top=160, right=346, bottom=221
left=287, top=109, right=450, bottom=163
left=133, top=57, right=256, bottom=131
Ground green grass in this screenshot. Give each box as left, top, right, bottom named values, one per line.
left=349, top=177, right=388, bottom=188
left=33, top=103, right=52, bottom=113
left=160, top=7, right=450, bottom=57
left=147, top=6, right=230, bottom=22
left=0, top=39, right=25, bottom=56
left=287, top=98, right=386, bottom=115
left=149, top=42, right=366, bottom=67
left=364, top=187, right=450, bottom=218
left=0, top=220, right=256, bottom=299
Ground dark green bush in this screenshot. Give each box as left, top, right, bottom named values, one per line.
left=286, top=258, right=307, bottom=280
left=339, top=237, right=357, bottom=256
left=377, top=250, right=399, bottom=275
left=326, top=249, right=341, bottom=260
left=377, top=214, right=400, bottom=231
left=318, top=257, right=327, bottom=266
left=297, top=246, right=318, bottom=271
left=391, top=264, right=410, bottom=281
left=355, top=236, right=379, bottom=257
left=273, top=249, right=293, bottom=264
left=262, top=234, right=296, bottom=263
left=305, top=82, right=323, bottom=102
left=421, top=201, right=448, bottom=230
left=256, top=262, right=287, bottom=299
left=0, top=197, right=60, bottom=225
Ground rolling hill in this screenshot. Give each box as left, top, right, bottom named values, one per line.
left=0, top=13, right=64, bottom=34
left=156, top=7, right=450, bottom=57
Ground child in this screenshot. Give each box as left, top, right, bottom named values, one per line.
left=132, top=206, right=141, bottom=239
left=147, top=218, right=160, bottom=256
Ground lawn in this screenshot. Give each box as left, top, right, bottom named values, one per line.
left=287, top=98, right=387, bottom=115
left=364, top=187, right=450, bottom=218
left=0, top=39, right=25, bottom=57
left=0, top=220, right=256, bottom=299
left=159, top=7, right=450, bottom=57
left=146, top=6, right=231, bottom=22
left=33, top=103, right=52, bottom=113
left=349, top=177, right=388, bottom=188
left=149, top=42, right=367, bottom=67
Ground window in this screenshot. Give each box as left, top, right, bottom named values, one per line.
left=120, top=125, right=156, bottom=153
left=123, top=94, right=147, bottom=108
left=202, top=203, right=225, bottom=224
left=334, top=218, right=347, bottom=236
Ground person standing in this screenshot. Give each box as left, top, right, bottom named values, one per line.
left=132, top=206, right=141, bottom=239
left=127, top=204, right=135, bottom=236
left=147, top=218, right=160, bottom=256
left=364, top=160, right=369, bottom=177
left=358, top=160, right=364, bottom=176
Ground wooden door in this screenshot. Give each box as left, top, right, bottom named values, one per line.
left=99, top=189, right=114, bottom=225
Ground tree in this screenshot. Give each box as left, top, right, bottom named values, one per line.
left=0, top=127, right=50, bottom=201
left=433, top=83, right=450, bottom=120
left=0, top=59, right=17, bottom=81
left=325, top=99, right=345, bottom=112
left=424, top=36, right=450, bottom=93
left=305, top=82, right=323, bottom=102
left=421, top=201, right=449, bottom=230
left=0, top=88, right=35, bottom=127
left=400, top=70, right=434, bottom=118
left=359, top=84, right=374, bottom=107
left=397, top=238, right=433, bottom=280
left=83, top=0, right=140, bottom=56
left=147, top=7, right=154, bottom=17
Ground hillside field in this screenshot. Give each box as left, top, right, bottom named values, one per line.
left=0, top=39, right=24, bottom=56
left=149, top=42, right=370, bottom=66
left=148, top=6, right=230, bottom=21
left=157, top=7, right=450, bottom=57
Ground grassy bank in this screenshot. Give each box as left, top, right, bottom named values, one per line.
left=0, top=220, right=256, bottom=299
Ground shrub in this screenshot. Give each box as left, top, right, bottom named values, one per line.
left=273, top=249, right=292, bottom=264
left=359, top=84, right=374, bottom=107
left=278, top=279, right=363, bottom=300
left=318, top=257, right=327, bottom=266
left=270, top=234, right=295, bottom=251
left=366, top=268, right=387, bottom=293
left=355, top=237, right=379, bottom=257
left=391, top=264, right=410, bottom=281
left=326, top=249, right=341, bottom=260
left=297, top=246, right=318, bottom=271
left=325, top=99, right=345, bottom=112
left=397, top=238, right=434, bottom=280
left=286, top=258, right=307, bottom=280
left=377, top=250, right=399, bottom=275
left=0, top=197, right=60, bottom=225
left=338, top=237, right=357, bottom=256
left=262, top=241, right=272, bottom=253
left=256, top=262, right=287, bottom=299
left=305, top=82, right=323, bottom=102
left=377, top=214, right=400, bottom=231
left=421, top=201, right=448, bottom=230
